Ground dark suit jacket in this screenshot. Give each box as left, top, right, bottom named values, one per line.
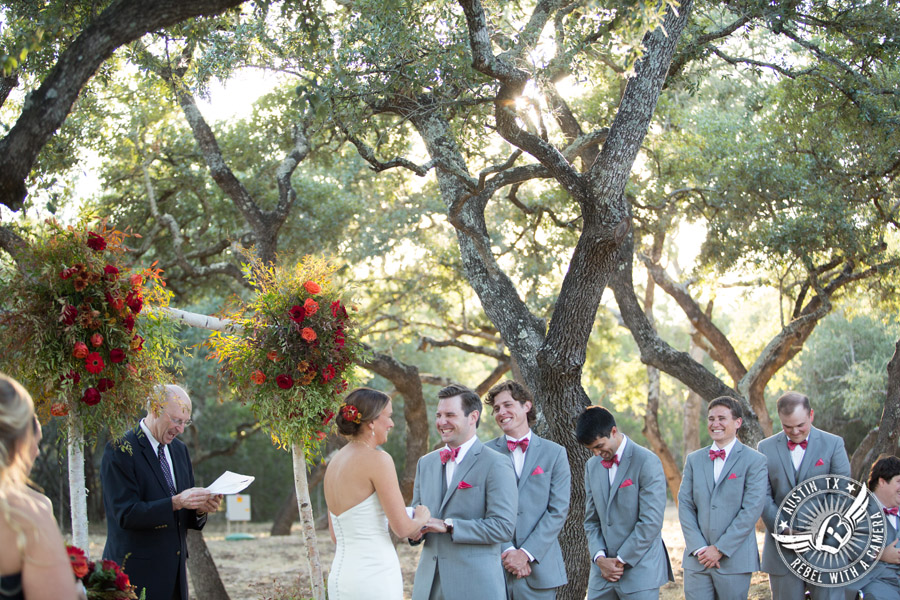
left=101, top=426, right=206, bottom=600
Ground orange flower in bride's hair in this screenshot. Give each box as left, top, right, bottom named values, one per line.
left=301, top=327, right=317, bottom=342
left=303, top=281, right=321, bottom=295
left=303, top=298, right=319, bottom=316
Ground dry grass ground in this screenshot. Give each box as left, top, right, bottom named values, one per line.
left=86, top=501, right=775, bottom=599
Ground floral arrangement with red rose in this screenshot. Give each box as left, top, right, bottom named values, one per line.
left=0, top=220, right=177, bottom=437
left=207, top=255, right=362, bottom=454
left=67, top=545, right=144, bottom=600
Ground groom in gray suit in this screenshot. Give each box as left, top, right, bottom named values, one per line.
left=577, top=406, right=673, bottom=600
left=678, top=397, right=767, bottom=600
left=410, top=384, right=518, bottom=600
left=757, top=391, right=852, bottom=600
left=485, top=380, right=571, bottom=599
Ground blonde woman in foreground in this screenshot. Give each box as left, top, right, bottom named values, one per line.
left=0, top=373, right=79, bottom=600
left=324, top=388, right=431, bottom=600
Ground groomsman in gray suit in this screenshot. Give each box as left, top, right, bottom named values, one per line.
left=410, top=384, right=518, bottom=600
left=577, top=406, right=673, bottom=600
left=858, top=455, right=900, bottom=600
left=485, top=381, right=571, bottom=599
left=678, top=397, right=767, bottom=600
left=757, top=391, right=852, bottom=600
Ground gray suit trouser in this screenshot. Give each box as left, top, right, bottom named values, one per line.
left=684, top=569, right=751, bottom=600
left=769, top=573, right=853, bottom=600
left=589, top=587, right=660, bottom=600
left=429, top=566, right=444, bottom=600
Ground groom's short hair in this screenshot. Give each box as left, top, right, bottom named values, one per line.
left=438, top=384, right=482, bottom=428
left=575, top=406, right=616, bottom=444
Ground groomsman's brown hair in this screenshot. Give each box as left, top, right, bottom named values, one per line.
left=438, top=384, right=482, bottom=427
left=484, top=380, right=536, bottom=426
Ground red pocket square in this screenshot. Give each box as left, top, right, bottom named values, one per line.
left=815, top=459, right=825, bottom=466
left=619, top=479, right=634, bottom=488
left=458, top=481, right=472, bottom=489
left=727, top=473, right=738, bottom=480
left=531, top=466, right=544, bottom=475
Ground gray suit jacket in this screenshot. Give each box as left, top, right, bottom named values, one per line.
left=678, top=441, right=767, bottom=574
left=584, top=437, right=674, bottom=594
left=757, top=427, right=851, bottom=574
left=487, top=433, right=571, bottom=592
left=859, top=511, right=900, bottom=597
left=411, top=437, right=518, bottom=600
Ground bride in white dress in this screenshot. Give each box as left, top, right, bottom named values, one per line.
left=324, top=388, right=430, bottom=600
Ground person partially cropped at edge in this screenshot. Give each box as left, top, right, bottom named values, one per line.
left=484, top=380, right=571, bottom=599
left=577, top=406, right=673, bottom=600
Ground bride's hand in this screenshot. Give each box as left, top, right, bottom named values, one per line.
left=413, top=504, right=431, bottom=524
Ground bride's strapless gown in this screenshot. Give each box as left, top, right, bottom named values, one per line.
left=328, top=492, right=403, bottom=600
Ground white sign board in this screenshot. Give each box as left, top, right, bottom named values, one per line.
left=225, top=494, right=251, bottom=521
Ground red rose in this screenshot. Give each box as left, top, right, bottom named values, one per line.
left=102, top=559, right=119, bottom=572
left=109, top=348, right=126, bottom=363
left=131, top=335, right=144, bottom=352
left=125, top=290, right=143, bottom=314
left=276, top=374, right=294, bottom=389
left=73, top=341, right=89, bottom=359
left=304, top=281, right=321, bottom=294
left=322, top=364, right=336, bottom=382
left=103, top=264, right=119, bottom=279
left=67, top=545, right=89, bottom=579
left=331, top=301, right=348, bottom=319
left=105, top=292, right=125, bottom=312
left=115, top=569, right=130, bottom=591
left=322, top=410, right=335, bottom=425
left=303, top=298, right=319, bottom=317
left=86, top=232, right=107, bottom=251
left=51, top=403, right=69, bottom=417
left=301, top=327, right=317, bottom=342
left=61, top=304, right=78, bottom=326
left=123, top=315, right=135, bottom=332
left=250, top=370, right=266, bottom=385
left=97, top=378, right=114, bottom=392
left=90, top=332, right=103, bottom=347
left=288, top=304, right=306, bottom=323
left=85, top=352, right=105, bottom=374
left=81, top=387, right=101, bottom=406
left=60, top=266, right=78, bottom=280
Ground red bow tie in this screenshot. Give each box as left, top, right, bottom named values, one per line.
left=600, top=455, right=620, bottom=469
left=440, top=446, right=460, bottom=465
left=507, top=438, right=529, bottom=453
left=884, top=507, right=899, bottom=516
left=709, top=449, right=726, bottom=461
left=787, top=439, right=808, bottom=451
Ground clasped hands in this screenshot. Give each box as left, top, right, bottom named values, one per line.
left=696, top=545, right=723, bottom=569
left=172, top=487, right=222, bottom=513
left=408, top=517, right=447, bottom=542
left=501, top=549, right=531, bottom=578
left=594, top=556, right=625, bottom=582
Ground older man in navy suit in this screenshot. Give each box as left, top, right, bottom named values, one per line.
left=485, top=380, right=570, bottom=599
left=101, top=385, right=221, bottom=600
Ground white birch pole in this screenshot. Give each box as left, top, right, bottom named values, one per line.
left=293, top=443, right=326, bottom=600
left=67, top=415, right=89, bottom=555
left=152, top=306, right=327, bottom=595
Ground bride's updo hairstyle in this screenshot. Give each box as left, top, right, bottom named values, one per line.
left=336, top=387, right=389, bottom=437
left=0, top=373, right=35, bottom=488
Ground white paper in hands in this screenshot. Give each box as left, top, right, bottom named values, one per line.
left=406, top=506, right=415, bottom=519
left=206, top=471, right=254, bottom=495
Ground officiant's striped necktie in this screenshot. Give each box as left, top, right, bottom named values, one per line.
left=158, top=444, right=177, bottom=496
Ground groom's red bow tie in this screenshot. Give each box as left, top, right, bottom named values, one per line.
left=440, top=446, right=460, bottom=465
left=600, top=456, right=619, bottom=469
left=507, top=438, right=529, bottom=452
left=709, top=449, right=727, bottom=461
left=884, top=506, right=899, bottom=516
left=787, top=439, right=808, bottom=451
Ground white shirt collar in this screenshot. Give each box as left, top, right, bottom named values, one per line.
left=505, top=430, right=532, bottom=443
left=140, top=418, right=163, bottom=453
left=614, top=434, right=628, bottom=461
left=448, top=434, right=478, bottom=464
left=713, top=437, right=738, bottom=456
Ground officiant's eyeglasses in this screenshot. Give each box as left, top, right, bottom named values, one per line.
left=166, top=413, right=193, bottom=428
